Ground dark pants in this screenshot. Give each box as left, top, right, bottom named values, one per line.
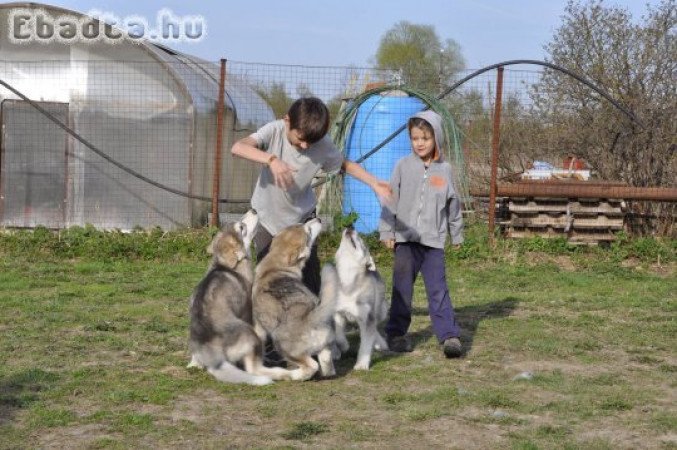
left=253, top=226, right=321, bottom=295
left=385, top=242, right=461, bottom=343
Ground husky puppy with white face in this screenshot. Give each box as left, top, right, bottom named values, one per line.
left=188, top=210, right=294, bottom=385
left=327, top=226, right=388, bottom=370
left=252, top=218, right=338, bottom=381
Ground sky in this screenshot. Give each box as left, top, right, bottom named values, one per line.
left=19, top=0, right=658, bottom=69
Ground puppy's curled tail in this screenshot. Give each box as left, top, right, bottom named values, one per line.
left=309, top=263, right=339, bottom=326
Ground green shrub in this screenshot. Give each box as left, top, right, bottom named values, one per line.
left=0, top=223, right=673, bottom=265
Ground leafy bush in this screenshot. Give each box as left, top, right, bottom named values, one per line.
left=0, top=223, right=673, bottom=265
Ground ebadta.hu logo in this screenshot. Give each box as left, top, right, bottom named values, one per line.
left=8, top=8, right=206, bottom=44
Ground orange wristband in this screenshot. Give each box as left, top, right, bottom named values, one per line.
left=266, top=154, right=277, bottom=166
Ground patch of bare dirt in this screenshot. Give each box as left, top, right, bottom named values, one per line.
left=159, top=365, right=193, bottom=380
left=36, top=424, right=121, bottom=449
left=554, top=255, right=577, bottom=271
left=502, top=358, right=611, bottom=377
left=621, top=257, right=641, bottom=269
left=622, top=258, right=676, bottom=277
left=169, top=389, right=222, bottom=425
left=522, top=251, right=571, bottom=268
left=577, top=420, right=671, bottom=450
left=649, top=261, right=675, bottom=277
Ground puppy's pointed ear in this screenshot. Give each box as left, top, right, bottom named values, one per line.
left=285, top=247, right=301, bottom=266
left=234, top=221, right=247, bottom=239
left=366, top=255, right=376, bottom=271
left=207, top=231, right=223, bottom=254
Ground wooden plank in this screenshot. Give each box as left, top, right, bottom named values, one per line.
left=509, top=200, right=624, bottom=214
left=510, top=215, right=623, bottom=229
left=506, top=229, right=618, bottom=243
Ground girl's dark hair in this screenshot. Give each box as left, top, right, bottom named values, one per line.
left=287, top=97, right=330, bottom=144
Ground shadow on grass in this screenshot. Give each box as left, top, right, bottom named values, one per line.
left=327, top=335, right=403, bottom=378
left=0, top=369, right=59, bottom=425
left=277, top=298, right=520, bottom=377
left=408, top=296, right=520, bottom=356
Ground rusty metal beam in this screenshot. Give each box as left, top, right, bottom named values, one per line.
left=471, top=184, right=677, bottom=202
left=487, top=67, right=504, bottom=245
left=211, top=58, right=227, bottom=227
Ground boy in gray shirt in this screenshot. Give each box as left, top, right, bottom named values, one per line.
left=232, top=97, right=391, bottom=294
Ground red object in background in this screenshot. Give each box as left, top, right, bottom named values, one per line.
left=364, top=82, right=386, bottom=92
left=563, top=156, right=586, bottom=170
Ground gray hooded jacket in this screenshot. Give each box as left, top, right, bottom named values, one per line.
left=378, top=110, right=464, bottom=248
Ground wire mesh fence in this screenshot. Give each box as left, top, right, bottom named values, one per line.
left=1, top=52, right=553, bottom=232
left=3, top=51, right=671, bottom=235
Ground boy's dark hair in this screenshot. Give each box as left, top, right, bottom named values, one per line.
left=287, top=97, right=330, bottom=144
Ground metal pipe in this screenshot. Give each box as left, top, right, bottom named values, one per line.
left=471, top=184, right=677, bottom=202
left=211, top=58, right=227, bottom=227
left=488, top=67, right=504, bottom=245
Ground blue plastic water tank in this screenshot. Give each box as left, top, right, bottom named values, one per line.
left=343, top=94, right=425, bottom=233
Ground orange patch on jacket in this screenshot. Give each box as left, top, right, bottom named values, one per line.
left=429, top=175, right=446, bottom=189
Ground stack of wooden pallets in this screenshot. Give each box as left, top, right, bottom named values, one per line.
left=501, top=181, right=626, bottom=245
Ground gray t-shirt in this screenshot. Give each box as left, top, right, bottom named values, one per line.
left=250, top=120, right=344, bottom=235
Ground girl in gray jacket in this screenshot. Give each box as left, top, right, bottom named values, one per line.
left=379, top=110, right=463, bottom=358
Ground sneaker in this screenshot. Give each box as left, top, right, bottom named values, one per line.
left=442, top=337, right=463, bottom=358
left=387, top=335, right=413, bottom=353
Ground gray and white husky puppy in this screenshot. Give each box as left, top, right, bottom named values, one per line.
left=252, top=218, right=338, bottom=381
left=187, top=210, right=293, bottom=385
left=326, top=226, right=388, bottom=370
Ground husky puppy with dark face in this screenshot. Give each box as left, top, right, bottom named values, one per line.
left=327, top=226, right=388, bottom=370
left=188, top=210, right=293, bottom=385
left=252, top=218, right=338, bottom=381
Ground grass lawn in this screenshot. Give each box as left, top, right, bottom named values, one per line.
left=0, top=227, right=675, bottom=449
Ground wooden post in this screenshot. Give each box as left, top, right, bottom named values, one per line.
left=488, top=66, right=504, bottom=246
left=211, top=58, right=227, bottom=227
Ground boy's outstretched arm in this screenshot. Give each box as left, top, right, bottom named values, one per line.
left=231, top=136, right=296, bottom=190
left=342, top=160, right=393, bottom=202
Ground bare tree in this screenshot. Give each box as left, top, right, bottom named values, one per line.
left=530, top=0, right=676, bottom=234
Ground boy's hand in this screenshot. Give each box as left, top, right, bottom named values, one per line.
left=382, top=239, right=395, bottom=250
left=372, top=180, right=393, bottom=203
left=269, top=158, right=297, bottom=190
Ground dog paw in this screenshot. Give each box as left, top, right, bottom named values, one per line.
left=186, top=357, right=204, bottom=369
left=290, top=369, right=314, bottom=381
left=374, top=337, right=388, bottom=351
left=353, top=361, right=370, bottom=371
left=250, top=376, right=274, bottom=386
left=320, top=366, right=336, bottom=377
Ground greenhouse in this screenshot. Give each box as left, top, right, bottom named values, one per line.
left=0, top=3, right=273, bottom=230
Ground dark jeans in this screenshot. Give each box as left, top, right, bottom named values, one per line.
left=253, top=225, right=321, bottom=295
left=385, top=242, right=461, bottom=343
